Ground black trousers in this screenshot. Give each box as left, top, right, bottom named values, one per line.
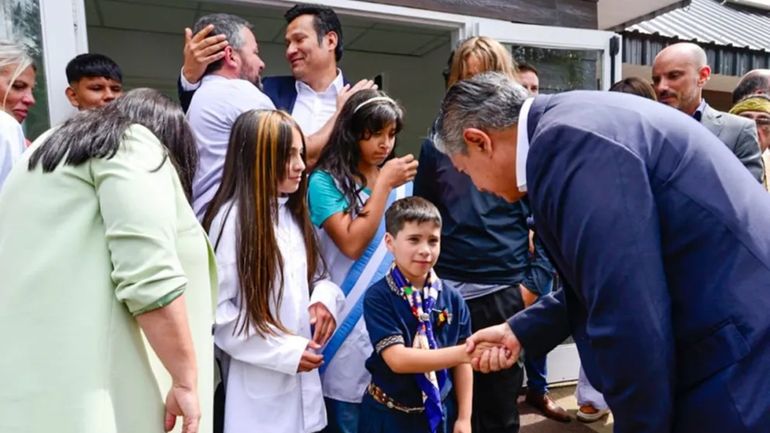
left=465, top=285, right=525, bottom=433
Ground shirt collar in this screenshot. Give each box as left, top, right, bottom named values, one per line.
left=516, top=97, right=535, bottom=193
left=693, top=99, right=708, bottom=121
left=295, top=69, right=345, bottom=94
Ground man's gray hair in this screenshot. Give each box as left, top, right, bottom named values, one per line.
left=432, top=72, right=529, bottom=155
left=193, top=13, right=253, bottom=74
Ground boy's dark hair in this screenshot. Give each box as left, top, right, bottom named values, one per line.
left=65, top=53, right=123, bottom=84
left=284, top=3, right=344, bottom=62
left=517, top=62, right=538, bottom=76
left=385, top=197, right=442, bottom=236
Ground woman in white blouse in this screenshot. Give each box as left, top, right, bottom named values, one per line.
left=202, top=109, right=343, bottom=433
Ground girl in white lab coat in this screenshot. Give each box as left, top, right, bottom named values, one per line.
left=202, top=109, right=344, bottom=433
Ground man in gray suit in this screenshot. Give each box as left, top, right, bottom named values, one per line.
left=653, top=42, right=764, bottom=183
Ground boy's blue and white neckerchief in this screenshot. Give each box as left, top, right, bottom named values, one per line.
left=387, top=263, right=447, bottom=433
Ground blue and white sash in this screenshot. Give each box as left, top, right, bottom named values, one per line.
left=320, top=182, right=412, bottom=373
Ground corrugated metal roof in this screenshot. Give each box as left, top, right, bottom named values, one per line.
left=625, top=0, right=770, bottom=52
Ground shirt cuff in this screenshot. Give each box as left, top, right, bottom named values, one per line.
left=180, top=67, right=201, bottom=91
left=309, top=279, right=345, bottom=324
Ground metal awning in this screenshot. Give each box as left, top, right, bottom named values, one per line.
left=598, top=0, right=691, bottom=30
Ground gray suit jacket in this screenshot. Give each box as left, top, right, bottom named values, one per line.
left=701, top=104, right=764, bottom=182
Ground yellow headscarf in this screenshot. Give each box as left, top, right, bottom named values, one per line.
left=729, top=95, right=770, bottom=116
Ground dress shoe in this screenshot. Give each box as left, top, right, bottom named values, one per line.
left=525, top=390, right=571, bottom=423
left=576, top=404, right=610, bottom=423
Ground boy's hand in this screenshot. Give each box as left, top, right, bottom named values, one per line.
left=182, top=24, right=228, bottom=84
left=453, top=417, right=471, bottom=433
left=466, top=341, right=510, bottom=364
left=298, top=341, right=324, bottom=372
left=380, top=155, right=418, bottom=188
left=466, top=323, right=521, bottom=373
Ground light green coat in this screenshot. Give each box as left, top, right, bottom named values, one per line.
left=0, top=125, right=216, bottom=433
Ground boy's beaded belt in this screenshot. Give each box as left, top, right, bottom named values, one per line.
left=367, top=383, right=424, bottom=414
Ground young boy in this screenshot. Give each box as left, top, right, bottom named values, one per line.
left=360, top=196, right=484, bottom=433
left=64, top=53, right=123, bottom=110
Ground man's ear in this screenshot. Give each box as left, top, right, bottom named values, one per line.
left=697, top=65, right=711, bottom=87
left=222, top=46, right=237, bottom=68
left=65, top=86, right=80, bottom=109
left=324, top=31, right=338, bottom=53
left=462, top=128, right=493, bottom=156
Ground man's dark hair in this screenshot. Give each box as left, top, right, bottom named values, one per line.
left=284, top=3, right=344, bottom=62
left=733, top=70, right=770, bottom=104
left=65, top=53, right=123, bottom=84
left=517, top=62, right=538, bottom=76
left=386, top=197, right=442, bottom=236
left=193, top=13, right=253, bottom=76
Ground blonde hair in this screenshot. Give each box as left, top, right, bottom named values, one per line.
left=0, top=40, right=34, bottom=109
left=447, top=36, right=518, bottom=87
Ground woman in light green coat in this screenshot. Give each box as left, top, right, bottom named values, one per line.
left=0, top=89, right=216, bottom=433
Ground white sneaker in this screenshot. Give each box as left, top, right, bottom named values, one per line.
left=576, top=405, right=610, bottom=423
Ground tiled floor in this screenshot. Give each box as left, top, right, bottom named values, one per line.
left=519, top=385, right=613, bottom=433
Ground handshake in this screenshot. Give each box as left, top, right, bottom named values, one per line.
left=463, top=323, right=522, bottom=373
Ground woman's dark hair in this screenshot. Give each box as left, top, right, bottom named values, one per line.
left=609, top=77, right=657, bottom=101
left=202, top=109, right=323, bottom=337
left=28, top=88, right=198, bottom=201
left=315, top=88, right=404, bottom=215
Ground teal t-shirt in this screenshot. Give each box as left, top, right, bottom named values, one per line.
left=308, top=170, right=372, bottom=227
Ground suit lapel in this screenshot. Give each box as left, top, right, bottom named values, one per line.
left=701, top=104, right=724, bottom=137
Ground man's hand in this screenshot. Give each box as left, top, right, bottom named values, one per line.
left=337, top=79, right=377, bottom=109
left=298, top=341, right=324, bottom=372
left=164, top=383, right=200, bottom=433
left=309, top=302, right=336, bottom=346
left=465, top=323, right=521, bottom=373
left=182, top=25, right=228, bottom=84
left=453, top=417, right=472, bottom=433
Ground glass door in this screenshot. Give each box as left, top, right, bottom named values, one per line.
left=476, top=19, right=621, bottom=384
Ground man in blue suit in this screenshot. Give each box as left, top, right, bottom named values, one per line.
left=433, top=72, right=770, bottom=433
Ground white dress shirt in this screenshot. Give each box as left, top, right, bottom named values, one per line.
left=210, top=198, right=344, bottom=433
left=187, top=75, right=275, bottom=219
left=181, top=69, right=344, bottom=137
left=517, top=97, right=535, bottom=193
left=0, top=110, right=26, bottom=191
left=292, top=70, right=345, bottom=135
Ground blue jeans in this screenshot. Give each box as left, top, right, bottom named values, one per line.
left=322, top=398, right=360, bottom=433
left=525, top=355, right=549, bottom=395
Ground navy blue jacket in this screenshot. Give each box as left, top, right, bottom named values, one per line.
left=509, top=91, right=770, bottom=433
left=414, top=139, right=553, bottom=291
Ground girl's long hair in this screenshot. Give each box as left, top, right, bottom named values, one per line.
left=315, top=88, right=404, bottom=215
left=202, top=109, right=323, bottom=337
left=28, top=88, right=198, bottom=202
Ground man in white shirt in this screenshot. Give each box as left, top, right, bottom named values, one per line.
left=0, top=110, right=26, bottom=190
left=186, top=13, right=275, bottom=219
left=179, top=4, right=373, bottom=170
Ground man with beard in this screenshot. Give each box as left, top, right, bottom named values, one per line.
left=652, top=42, right=763, bottom=183
left=185, top=13, right=275, bottom=219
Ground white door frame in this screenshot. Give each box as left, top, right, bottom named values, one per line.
left=39, top=0, right=88, bottom=126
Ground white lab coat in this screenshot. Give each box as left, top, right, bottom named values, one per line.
left=209, top=199, right=344, bottom=433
